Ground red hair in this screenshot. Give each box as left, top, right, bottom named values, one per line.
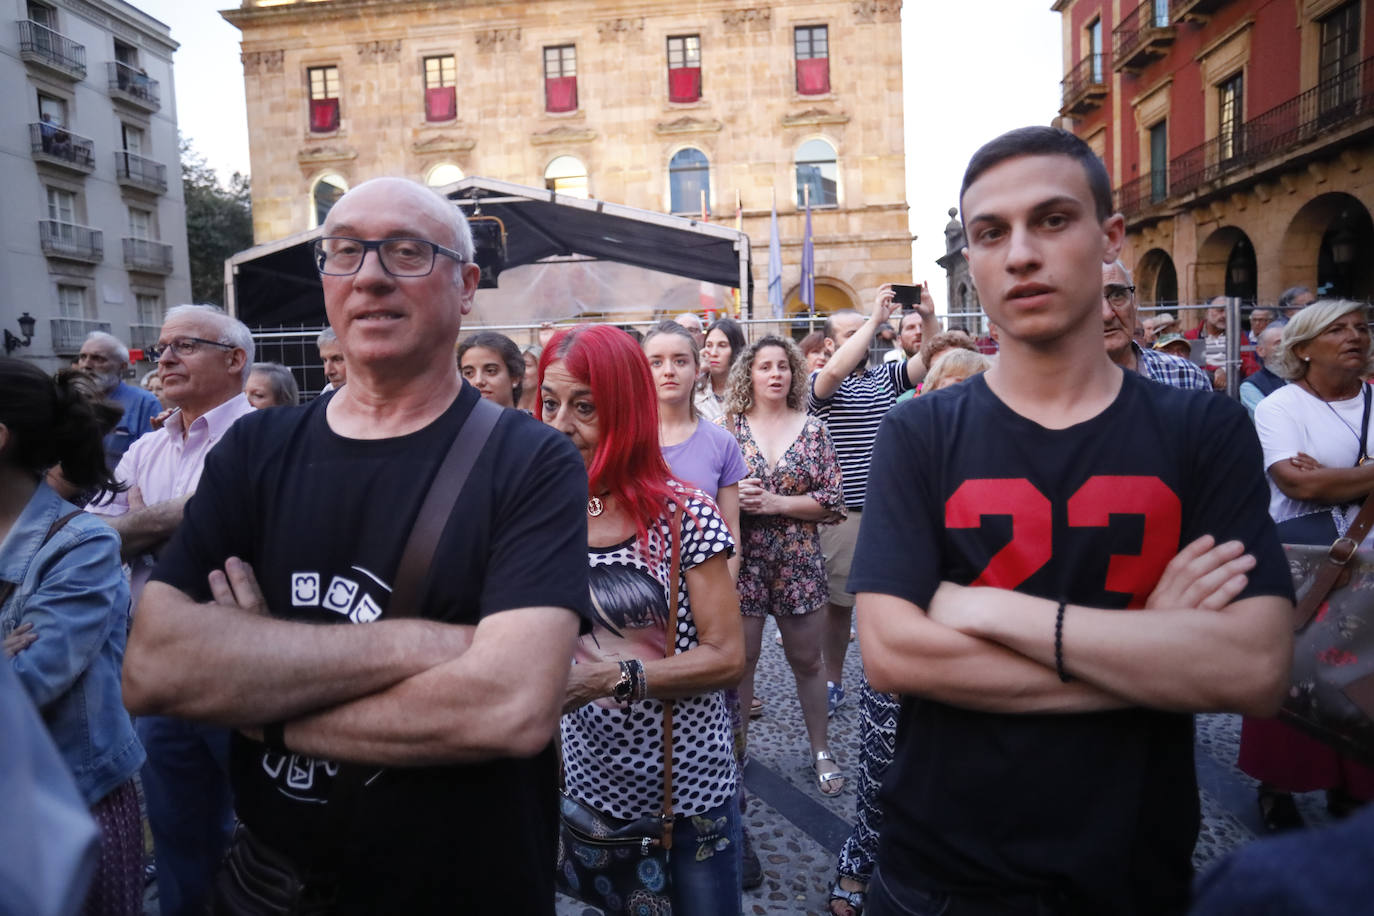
left=538, top=325, right=680, bottom=548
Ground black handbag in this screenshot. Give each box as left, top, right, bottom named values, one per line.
left=555, top=505, right=683, bottom=914
left=211, top=396, right=503, bottom=915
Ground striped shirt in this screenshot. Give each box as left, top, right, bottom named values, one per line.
left=808, top=362, right=914, bottom=509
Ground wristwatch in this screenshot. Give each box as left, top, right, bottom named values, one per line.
left=612, top=661, right=635, bottom=704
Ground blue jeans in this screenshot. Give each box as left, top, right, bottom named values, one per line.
left=670, top=793, right=743, bottom=916
left=137, top=716, right=235, bottom=916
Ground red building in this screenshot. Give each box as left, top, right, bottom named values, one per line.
left=1052, top=0, right=1374, bottom=309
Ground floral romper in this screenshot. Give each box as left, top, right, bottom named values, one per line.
left=728, top=413, right=845, bottom=617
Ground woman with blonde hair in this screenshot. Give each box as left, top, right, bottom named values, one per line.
left=1241, top=298, right=1374, bottom=831
left=723, top=335, right=846, bottom=797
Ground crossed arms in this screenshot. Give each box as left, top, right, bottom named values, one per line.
left=124, top=558, right=580, bottom=766
left=857, top=535, right=1293, bottom=717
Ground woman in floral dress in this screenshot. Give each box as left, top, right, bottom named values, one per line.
left=724, top=335, right=847, bottom=796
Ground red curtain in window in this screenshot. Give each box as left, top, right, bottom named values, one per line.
left=796, top=58, right=830, bottom=95
left=309, top=98, right=339, bottom=132
left=425, top=86, right=456, bottom=121
left=545, top=76, right=577, bottom=112
left=668, top=67, right=701, bottom=103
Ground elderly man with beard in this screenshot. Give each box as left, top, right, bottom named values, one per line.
left=76, top=331, right=161, bottom=470
left=1101, top=261, right=1210, bottom=391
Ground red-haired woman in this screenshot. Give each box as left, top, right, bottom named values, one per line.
left=539, top=325, right=746, bottom=915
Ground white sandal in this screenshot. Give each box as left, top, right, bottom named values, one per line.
left=814, top=750, right=845, bottom=797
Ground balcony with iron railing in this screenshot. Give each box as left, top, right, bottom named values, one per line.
left=123, top=237, right=174, bottom=274
left=17, top=19, right=85, bottom=80
left=107, top=61, right=160, bottom=110
left=1115, top=57, right=1374, bottom=222
left=1170, top=0, right=1232, bottom=23
left=1061, top=53, right=1109, bottom=116
left=1114, top=0, right=1175, bottom=72
left=39, top=220, right=103, bottom=263
left=29, top=122, right=94, bottom=174
left=1171, top=57, right=1374, bottom=197
left=115, top=151, right=168, bottom=194
left=129, top=324, right=160, bottom=352
left=51, top=318, right=112, bottom=353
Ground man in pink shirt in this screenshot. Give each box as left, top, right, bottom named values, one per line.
left=88, top=303, right=255, bottom=916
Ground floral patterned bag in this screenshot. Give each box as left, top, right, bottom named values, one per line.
left=1279, top=497, right=1374, bottom=766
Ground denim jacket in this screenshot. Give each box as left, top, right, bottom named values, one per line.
left=0, top=481, right=144, bottom=805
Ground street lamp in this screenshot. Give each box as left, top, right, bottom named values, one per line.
left=4, top=312, right=35, bottom=355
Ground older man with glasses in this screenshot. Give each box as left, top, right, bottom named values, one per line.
left=123, top=178, right=590, bottom=913
left=87, top=304, right=256, bottom=916
left=1102, top=260, right=1211, bottom=391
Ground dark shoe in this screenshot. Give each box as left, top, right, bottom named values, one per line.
left=1326, top=788, right=1366, bottom=819
left=1257, top=787, right=1304, bottom=833
left=741, top=828, right=763, bottom=890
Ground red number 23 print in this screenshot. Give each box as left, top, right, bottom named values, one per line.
left=945, top=476, right=1181, bottom=608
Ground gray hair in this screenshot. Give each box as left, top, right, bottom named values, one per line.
left=316, top=327, right=338, bottom=349
left=140, top=368, right=160, bottom=388
left=1109, top=259, right=1133, bottom=285
left=248, top=362, right=300, bottom=407
left=1278, top=286, right=1313, bottom=311
left=164, top=304, right=256, bottom=383
left=84, top=331, right=129, bottom=366
left=1273, top=299, right=1373, bottom=380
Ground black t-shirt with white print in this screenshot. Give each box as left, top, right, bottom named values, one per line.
left=152, top=383, right=592, bottom=914
left=850, top=369, right=1292, bottom=915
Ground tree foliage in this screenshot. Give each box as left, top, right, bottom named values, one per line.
left=181, top=138, right=253, bottom=306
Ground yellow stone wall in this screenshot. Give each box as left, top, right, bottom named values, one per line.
left=223, top=0, right=911, bottom=318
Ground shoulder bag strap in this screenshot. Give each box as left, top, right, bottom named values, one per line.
left=1294, top=493, right=1374, bottom=630
left=0, top=510, right=83, bottom=610
left=388, top=396, right=503, bottom=618
left=1358, top=384, right=1371, bottom=466
left=321, top=396, right=503, bottom=871
left=659, top=502, right=682, bottom=851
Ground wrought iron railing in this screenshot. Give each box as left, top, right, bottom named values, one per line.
left=1114, top=0, right=1173, bottom=66
left=29, top=122, right=94, bottom=170
left=17, top=20, right=85, bottom=78
left=123, top=238, right=174, bottom=273
left=39, top=220, right=103, bottom=261
left=1061, top=53, right=1107, bottom=111
left=115, top=151, right=168, bottom=192
left=1170, top=56, right=1374, bottom=197
left=1116, top=170, right=1171, bottom=220
left=51, top=318, right=111, bottom=353
left=108, top=61, right=160, bottom=107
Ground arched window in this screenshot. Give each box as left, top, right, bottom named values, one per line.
left=311, top=173, right=347, bottom=228
left=795, top=138, right=838, bottom=207
left=426, top=163, right=464, bottom=188
left=544, top=155, right=588, bottom=198
left=669, top=147, right=709, bottom=215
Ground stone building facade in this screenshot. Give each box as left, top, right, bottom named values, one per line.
left=221, top=0, right=911, bottom=324
left=1054, top=0, right=1374, bottom=314
left=2, top=0, right=190, bottom=373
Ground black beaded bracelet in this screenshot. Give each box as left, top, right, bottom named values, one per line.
left=263, top=720, right=288, bottom=753
left=1054, top=601, right=1072, bottom=683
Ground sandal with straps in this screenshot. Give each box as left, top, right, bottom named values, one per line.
left=814, top=750, right=845, bottom=797
left=828, top=878, right=866, bottom=916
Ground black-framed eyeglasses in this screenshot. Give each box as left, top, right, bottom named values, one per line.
left=313, top=236, right=467, bottom=278
left=1103, top=284, right=1136, bottom=307
left=149, top=337, right=235, bottom=362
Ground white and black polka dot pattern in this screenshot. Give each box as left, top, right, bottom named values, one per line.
left=562, top=486, right=738, bottom=821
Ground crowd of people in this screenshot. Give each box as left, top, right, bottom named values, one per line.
left=3, top=125, right=1373, bottom=916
